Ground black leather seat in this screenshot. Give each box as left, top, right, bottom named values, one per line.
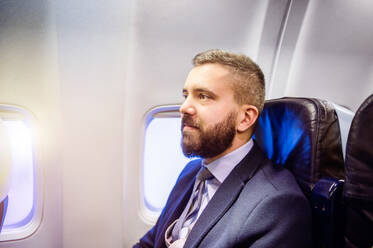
left=254, top=97, right=345, bottom=248
left=344, top=94, right=373, bottom=248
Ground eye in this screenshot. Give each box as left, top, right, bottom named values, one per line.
left=199, top=93, right=210, bottom=100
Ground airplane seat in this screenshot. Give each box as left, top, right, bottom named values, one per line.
left=253, top=97, right=345, bottom=248
left=343, top=94, right=373, bottom=248
left=0, top=118, right=12, bottom=233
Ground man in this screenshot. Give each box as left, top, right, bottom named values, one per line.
left=134, top=50, right=311, bottom=248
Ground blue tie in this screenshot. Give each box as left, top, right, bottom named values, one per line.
left=171, top=166, right=213, bottom=241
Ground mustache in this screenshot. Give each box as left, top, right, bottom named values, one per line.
left=181, top=115, right=200, bottom=129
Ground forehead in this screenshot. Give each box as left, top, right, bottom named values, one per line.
left=184, top=63, right=234, bottom=93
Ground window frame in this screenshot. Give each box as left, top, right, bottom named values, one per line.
left=0, top=104, right=43, bottom=241
left=140, top=105, right=184, bottom=224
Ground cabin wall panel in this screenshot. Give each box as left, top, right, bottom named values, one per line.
left=0, top=0, right=62, bottom=247
left=285, top=0, right=373, bottom=110
left=52, top=0, right=131, bottom=247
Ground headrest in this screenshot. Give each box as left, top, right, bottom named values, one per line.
left=254, top=97, right=345, bottom=196
left=344, top=94, right=373, bottom=201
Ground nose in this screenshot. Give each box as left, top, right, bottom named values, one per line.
left=179, top=96, right=196, bottom=116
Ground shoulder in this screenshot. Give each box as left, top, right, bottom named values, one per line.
left=246, top=150, right=306, bottom=200
left=249, top=143, right=299, bottom=189
left=237, top=159, right=312, bottom=247
left=262, top=158, right=305, bottom=197
left=234, top=142, right=307, bottom=201
left=243, top=157, right=311, bottom=228
left=238, top=149, right=310, bottom=216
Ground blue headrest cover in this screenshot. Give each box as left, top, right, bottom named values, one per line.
left=254, top=97, right=344, bottom=195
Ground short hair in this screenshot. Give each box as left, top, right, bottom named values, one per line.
left=192, top=49, right=265, bottom=114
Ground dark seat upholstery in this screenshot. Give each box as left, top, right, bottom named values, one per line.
left=254, top=97, right=345, bottom=248
left=344, top=94, right=373, bottom=248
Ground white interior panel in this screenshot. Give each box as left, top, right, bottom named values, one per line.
left=52, top=0, right=131, bottom=247
left=0, top=0, right=61, bottom=247
left=286, top=0, right=373, bottom=111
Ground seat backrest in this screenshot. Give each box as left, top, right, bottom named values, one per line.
left=344, top=94, right=373, bottom=248
left=254, top=97, right=345, bottom=248
left=254, top=97, right=345, bottom=194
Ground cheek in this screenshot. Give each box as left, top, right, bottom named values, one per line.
left=204, top=108, right=236, bottom=124
left=198, top=108, right=225, bottom=123
left=200, top=117, right=222, bottom=132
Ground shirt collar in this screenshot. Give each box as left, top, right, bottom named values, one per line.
left=202, top=139, right=254, bottom=183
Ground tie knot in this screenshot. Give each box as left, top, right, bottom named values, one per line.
left=197, top=167, right=213, bottom=181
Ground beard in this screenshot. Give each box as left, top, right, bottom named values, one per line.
left=181, top=111, right=237, bottom=159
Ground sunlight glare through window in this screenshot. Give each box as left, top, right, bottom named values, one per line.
left=2, top=120, right=34, bottom=228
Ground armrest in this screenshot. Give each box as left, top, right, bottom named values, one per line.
left=311, top=178, right=344, bottom=248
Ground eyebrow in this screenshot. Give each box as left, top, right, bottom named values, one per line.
left=183, top=87, right=218, bottom=98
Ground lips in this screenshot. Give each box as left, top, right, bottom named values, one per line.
left=182, top=122, right=199, bottom=130
left=182, top=116, right=199, bottom=130
left=183, top=124, right=198, bottom=131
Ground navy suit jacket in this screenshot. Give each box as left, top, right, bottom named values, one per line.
left=134, top=143, right=312, bottom=248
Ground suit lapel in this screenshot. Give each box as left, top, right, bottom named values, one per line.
left=156, top=160, right=201, bottom=247
left=184, top=143, right=265, bottom=248
left=162, top=177, right=195, bottom=230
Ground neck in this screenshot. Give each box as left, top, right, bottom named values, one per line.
left=204, top=132, right=252, bottom=164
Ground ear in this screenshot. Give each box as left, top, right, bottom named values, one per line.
left=237, top=104, right=259, bottom=133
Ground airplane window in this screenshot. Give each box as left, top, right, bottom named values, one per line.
left=2, top=120, right=34, bottom=228
left=143, top=106, right=191, bottom=215
left=0, top=105, right=41, bottom=241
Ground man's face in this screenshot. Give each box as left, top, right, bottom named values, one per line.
left=180, top=63, right=240, bottom=159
